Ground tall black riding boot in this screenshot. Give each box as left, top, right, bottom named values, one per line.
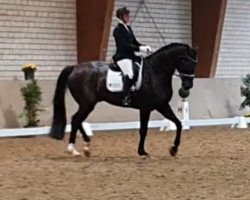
left=122, top=76, right=133, bottom=106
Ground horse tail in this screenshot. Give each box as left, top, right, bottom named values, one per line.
left=49, top=65, right=74, bottom=140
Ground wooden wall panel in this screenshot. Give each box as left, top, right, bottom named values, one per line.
left=192, top=0, right=227, bottom=78
left=77, top=0, right=114, bottom=63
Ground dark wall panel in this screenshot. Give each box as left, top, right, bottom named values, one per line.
left=192, top=0, right=227, bottom=77
left=77, top=0, right=114, bottom=63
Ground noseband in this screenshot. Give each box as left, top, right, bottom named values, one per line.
left=174, top=72, right=195, bottom=78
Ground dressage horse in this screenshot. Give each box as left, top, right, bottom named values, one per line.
left=49, top=43, right=197, bottom=157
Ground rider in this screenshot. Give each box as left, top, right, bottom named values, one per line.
left=113, top=7, right=152, bottom=106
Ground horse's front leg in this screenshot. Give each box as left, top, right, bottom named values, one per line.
left=156, top=103, right=182, bottom=156
left=138, top=109, right=151, bottom=158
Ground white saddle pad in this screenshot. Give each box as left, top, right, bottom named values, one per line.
left=106, top=61, right=143, bottom=92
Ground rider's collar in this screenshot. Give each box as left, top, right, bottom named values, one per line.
left=118, top=20, right=129, bottom=31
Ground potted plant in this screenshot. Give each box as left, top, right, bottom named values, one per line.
left=240, top=74, right=250, bottom=117
left=20, top=64, right=43, bottom=127
left=22, top=63, right=37, bottom=80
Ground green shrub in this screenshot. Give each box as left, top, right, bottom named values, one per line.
left=20, top=80, right=43, bottom=127
left=240, top=74, right=250, bottom=111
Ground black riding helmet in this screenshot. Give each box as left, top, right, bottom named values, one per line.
left=116, top=7, right=130, bottom=19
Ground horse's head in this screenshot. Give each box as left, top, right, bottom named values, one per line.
left=145, top=43, right=198, bottom=94
left=174, top=45, right=198, bottom=90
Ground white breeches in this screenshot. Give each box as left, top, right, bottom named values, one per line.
left=117, top=59, right=133, bottom=79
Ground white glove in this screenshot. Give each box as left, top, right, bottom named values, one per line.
left=139, top=45, right=152, bottom=53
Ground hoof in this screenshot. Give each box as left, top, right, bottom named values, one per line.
left=67, top=143, right=81, bottom=157
left=83, top=147, right=91, bottom=157
left=72, top=152, right=81, bottom=157
left=169, top=146, right=178, bottom=157
left=69, top=149, right=81, bottom=157
left=138, top=152, right=150, bottom=159
left=140, top=154, right=154, bottom=160
left=140, top=155, right=148, bottom=160
left=66, top=149, right=81, bottom=157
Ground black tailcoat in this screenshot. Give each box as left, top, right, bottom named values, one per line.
left=113, top=23, right=141, bottom=62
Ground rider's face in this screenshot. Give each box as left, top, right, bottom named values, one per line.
left=122, top=14, right=130, bottom=24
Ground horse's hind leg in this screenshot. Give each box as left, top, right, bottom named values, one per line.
left=78, top=125, right=91, bottom=156
left=68, top=105, right=95, bottom=156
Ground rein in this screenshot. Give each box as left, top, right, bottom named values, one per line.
left=130, top=0, right=167, bottom=45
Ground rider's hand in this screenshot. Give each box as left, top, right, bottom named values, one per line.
left=145, top=45, right=152, bottom=53
left=139, top=45, right=152, bottom=53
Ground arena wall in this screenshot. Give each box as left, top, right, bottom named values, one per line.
left=0, top=0, right=77, bottom=80
left=0, top=79, right=247, bottom=129
left=216, top=0, right=250, bottom=77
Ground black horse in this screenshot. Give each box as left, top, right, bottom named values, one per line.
left=50, top=43, right=197, bottom=157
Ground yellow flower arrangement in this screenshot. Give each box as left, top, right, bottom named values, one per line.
left=22, top=63, right=37, bottom=71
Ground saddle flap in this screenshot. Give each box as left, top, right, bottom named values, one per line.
left=106, top=69, right=123, bottom=92
left=106, top=59, right=144, bottom=93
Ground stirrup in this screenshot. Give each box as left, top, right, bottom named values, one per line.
left=122, top=95, right=131, bottom=106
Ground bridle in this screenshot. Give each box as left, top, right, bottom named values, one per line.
left=174, top=72, right=195, bottom=78
left=174, top=55, right=198, bottom=78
